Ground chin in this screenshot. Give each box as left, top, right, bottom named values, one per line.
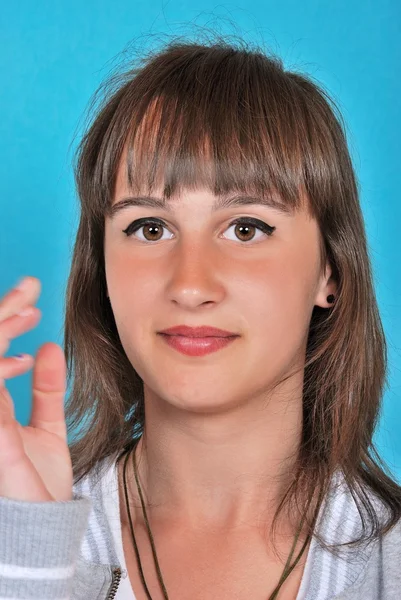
left=155, top=388, right=244, bottom=416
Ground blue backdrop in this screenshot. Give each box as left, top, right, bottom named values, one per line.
left=0, top=1, right=400, bottom=480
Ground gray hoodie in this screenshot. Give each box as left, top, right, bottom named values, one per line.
left=0, top=457, right=400, bottom=599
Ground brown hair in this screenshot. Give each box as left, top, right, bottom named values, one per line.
left=64, top=33, right=401, bottom=552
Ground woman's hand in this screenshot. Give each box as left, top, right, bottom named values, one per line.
left=0, top=277, right=73, bottom=502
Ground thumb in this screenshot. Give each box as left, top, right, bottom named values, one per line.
left=29, top=342, right=68, bottom=439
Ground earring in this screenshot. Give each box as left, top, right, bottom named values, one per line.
left=327, top=294, right=335, bottom=304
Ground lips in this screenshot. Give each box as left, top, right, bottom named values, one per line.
left=157, top=325, right=239, bottom=356
left=159, top=325, right=237, bottom=338
left=158, top=332, right=238, bottom=356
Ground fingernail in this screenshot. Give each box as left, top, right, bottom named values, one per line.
left=18, top=307, right=34, bottom=317
left=15, top=277, right=30, bottom=292
left=13, top=354, right=30, bottom=361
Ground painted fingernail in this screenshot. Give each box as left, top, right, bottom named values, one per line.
left=13, top=354, right=30, bottom=361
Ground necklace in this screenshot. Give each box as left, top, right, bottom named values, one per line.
left=122, top=442, right=312, bottom=600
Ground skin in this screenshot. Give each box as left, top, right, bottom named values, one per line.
left=0, top=123, right=336, bottom=598
left=0, top=177, right=336, bottom=598
left=0, top=279, right=72, bottom=504
left=104, top=155, right=337, bottom=543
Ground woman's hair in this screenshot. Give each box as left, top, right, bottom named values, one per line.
left=64, top=33, right=401, bottom=553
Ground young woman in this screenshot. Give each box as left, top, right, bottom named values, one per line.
left=0, top=37, right=400, bottom=600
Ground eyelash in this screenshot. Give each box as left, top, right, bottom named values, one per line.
left=122, top=217, right=276, bottom=244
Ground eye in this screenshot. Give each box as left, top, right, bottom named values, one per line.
left=122, top=218, right=173, bottom=242
left=223, top=217, right=276, bottom=243
left=122, top=217, right=276, bottom=243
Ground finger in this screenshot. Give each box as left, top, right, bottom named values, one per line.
left=0, top=380, right=16, bottom=420
left=0, top=354, right=34, bottom=380
left=0, top=306, right=41, bottom=346
left=0, top=307, right=41, bottom=358
left=0, top=384, right=50, bottom=499
left=0, top=383, right=23, bottom=458
left=0, top=385, right=52, bottom=501
left=0, top=277, right=41, bottom=322
left=30, top=342, right=67, bottom=440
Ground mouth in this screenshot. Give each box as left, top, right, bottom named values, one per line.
left=158, top=332, right=239, bottom=357
left=158, top=325, right=238, bottom=338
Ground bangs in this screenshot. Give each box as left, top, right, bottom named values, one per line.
left=123, top=87, right=305, bottom=208
left=87, top=43, right=341, bottom=219
left=121, top=50, right=306, bottom=209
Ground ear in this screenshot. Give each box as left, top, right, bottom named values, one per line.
left=314, top=262, right=338, bottom=308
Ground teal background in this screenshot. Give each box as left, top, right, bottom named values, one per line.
left=0, top=2, right=400, bottom=479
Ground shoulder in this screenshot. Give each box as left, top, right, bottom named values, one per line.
left=378, top=517, right=401, bottom=560
left=331, top=520, right=401, bottom=599
left=304, top=470, right=401, bottom=599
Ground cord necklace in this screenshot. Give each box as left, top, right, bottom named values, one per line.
left=122, top=443, right=312, bottom=600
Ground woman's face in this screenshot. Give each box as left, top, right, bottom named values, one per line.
left=104, top=158, right=334, bottom=413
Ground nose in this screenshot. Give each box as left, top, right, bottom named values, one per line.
left=164, top=239, right=226, bottom=310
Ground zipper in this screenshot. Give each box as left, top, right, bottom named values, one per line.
left=106, top=567, right=122, bottom=599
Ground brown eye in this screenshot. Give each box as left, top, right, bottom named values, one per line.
left=123, top=217, right=276, bottom=244
left=123, top=219, right=173, bottom=242
left=224, top=218, right=276, bottom=243
left=234, top=223, right=256, bottom=242
left=142, top=223, right=163, bottom=241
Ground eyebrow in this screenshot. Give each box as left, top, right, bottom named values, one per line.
left=108, top=194, right=294, bottom=219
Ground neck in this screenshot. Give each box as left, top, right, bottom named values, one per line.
left=122, top=378, right=304, bottom=533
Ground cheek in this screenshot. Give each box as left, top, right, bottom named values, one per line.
left=105, top=247, right=162, bottom=302
left=241, top=250, right=317, bottom=346
left=242, top=250, right=312, bottom=306
left=104, top=250, right=161, bottom=351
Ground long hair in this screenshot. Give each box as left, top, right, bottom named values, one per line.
left=64, top=34, right=401, bottom=553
